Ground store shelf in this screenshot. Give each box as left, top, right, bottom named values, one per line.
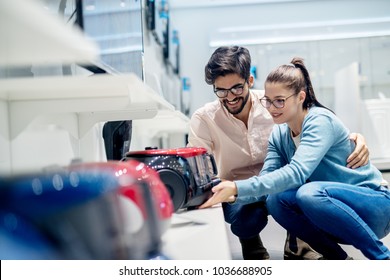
left=0, top=0, right=99, bottom=66
left=161, top=205, right=231, bottom=260
left=132, top=109, right=190, bottom=137
left=0, top=73, right=176, bottom=139
left=0, top=0, right=189, bottom=174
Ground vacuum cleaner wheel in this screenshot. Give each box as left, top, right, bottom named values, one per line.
left=157, top=169, right=187, bottom=212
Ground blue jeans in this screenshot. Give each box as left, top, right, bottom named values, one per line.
left=222, top=200, right=268, bottom=240
left=267, top=182, right=390, bottom=260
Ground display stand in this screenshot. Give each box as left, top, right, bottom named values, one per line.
left=161, top=205, right=232, bottom=260
left=0, top=0, right=189, bottom=173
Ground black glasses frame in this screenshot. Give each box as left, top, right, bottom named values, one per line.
left=260, top=93, right=296, bottom=108
left=213, top=81, right=247, bottom=98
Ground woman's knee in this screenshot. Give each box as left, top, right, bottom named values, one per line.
left=295, top=182, right=326, bottom=209
left=296, top=182, right=321, bottom=198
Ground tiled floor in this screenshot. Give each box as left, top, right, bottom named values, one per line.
left=226, top=217, right=285, bottom=260
left=227, top=216, right=390, bottom=260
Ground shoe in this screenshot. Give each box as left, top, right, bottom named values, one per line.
left=301, top=250, right=325, bottom=260
left=239, top=235, right=270, bottom=260
left=283, top=233, right=323, bottom=260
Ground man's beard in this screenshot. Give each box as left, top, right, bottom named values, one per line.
left=222, top=93, right=250, bottom=115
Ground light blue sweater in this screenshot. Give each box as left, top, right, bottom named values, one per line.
left=235, top=106, right=383, bottom=204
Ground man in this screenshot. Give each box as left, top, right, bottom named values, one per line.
left=187, top=46, right=369, bottom=260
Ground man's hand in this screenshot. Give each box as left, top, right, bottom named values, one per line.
left=347, top=133, right=369, bottom=169
left=199, top=180, right=238, bottom=209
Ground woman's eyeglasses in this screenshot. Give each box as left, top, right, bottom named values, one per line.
left=214, top=81, right=247, bottom=98
left=260, top=93, right=296, bottom=108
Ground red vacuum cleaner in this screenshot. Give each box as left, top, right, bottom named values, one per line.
left=123, top=147, right=221, bottom=212
left=0, top=160, right=173, bottom=260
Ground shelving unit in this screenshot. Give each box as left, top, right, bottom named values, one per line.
left=0, top=74, right=177, bottom=140
left=0, top=0, right=189, bottom=174
left=132, top=109, right=189, bottom=137
left=0, top=0, right=99, bottom=67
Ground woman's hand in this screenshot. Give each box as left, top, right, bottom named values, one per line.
left=347, top=133, right=369, bottom=169
left=199, top=180, right=238, bottom=209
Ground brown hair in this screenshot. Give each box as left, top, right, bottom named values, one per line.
left=265, top=57, right=332, bottom=111
left=205, top=46, right=251, bottom=85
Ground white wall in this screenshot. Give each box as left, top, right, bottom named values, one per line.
left=134, top=4, right=188, bottom=151
left=0, top=101, right=11, bottom=174
left=167, top=0, right=390, bottom=115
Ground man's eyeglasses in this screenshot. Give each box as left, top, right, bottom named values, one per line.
left=214, top=82, right=247, bottom=98
left=259, top=93, right=296, bottom=109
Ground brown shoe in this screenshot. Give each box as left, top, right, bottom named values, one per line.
left=284, top=233, right=323, bottom=260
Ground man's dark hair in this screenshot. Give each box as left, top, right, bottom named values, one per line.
left=205, top=46, right=251, bottom=85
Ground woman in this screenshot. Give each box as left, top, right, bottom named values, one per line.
left=200, top=57, right=390, bottom=260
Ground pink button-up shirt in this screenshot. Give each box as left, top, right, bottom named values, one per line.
left=188, top=90, right=274, bottom=181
